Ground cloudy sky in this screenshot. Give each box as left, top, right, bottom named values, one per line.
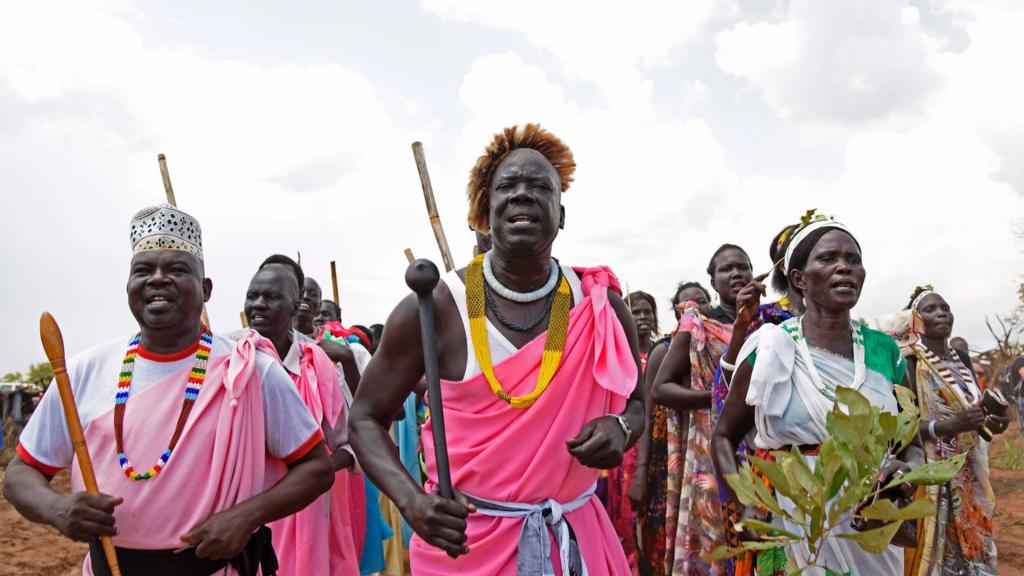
left=1, top=0, right=1021, bottom=375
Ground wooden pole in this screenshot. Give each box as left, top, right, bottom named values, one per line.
left=39, top=313, right=122, bottom=576
left=330, top=261, right=340, bottom=305
left=156, top=153, right=210, bottom=330
left=239, top=311, right=248, bottom=328
left=411, top=142, right=455, bottom=272
left=157, top=154, right=177, bottom=207
left=404, top=248, right=415, bottom=264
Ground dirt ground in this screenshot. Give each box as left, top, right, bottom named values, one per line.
left=1, top=428, right=1023, bottom=576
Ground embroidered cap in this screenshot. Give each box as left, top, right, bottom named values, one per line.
left=129, top=203, right=203, bottom=260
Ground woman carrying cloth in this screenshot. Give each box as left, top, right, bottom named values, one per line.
left=902, top=287, right=1006, bottom=576
left=712, top=216, right=921, bottom=575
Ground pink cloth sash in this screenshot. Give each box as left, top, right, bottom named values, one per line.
left=257, top=334, right=349, bottom=576
left=75, top=331, right=272, bottom=573
left=412, top=266, right=637, bottom=575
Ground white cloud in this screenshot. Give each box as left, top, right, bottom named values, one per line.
left=714, top=0, right=940, bottom=128
left=421, top=0, right=725, bottom=107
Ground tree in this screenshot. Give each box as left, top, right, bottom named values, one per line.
left=25, top=362, right=53, bottom=389
left=2, top=371, right=24, bottom=383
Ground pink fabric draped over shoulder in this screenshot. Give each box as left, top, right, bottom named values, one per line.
left=257, top=336, right=350, bottom=576
left=413, top=266, right=638, bottom=576
left=75, top=330, right=273, bottom=575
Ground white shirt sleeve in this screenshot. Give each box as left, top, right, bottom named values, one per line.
left=17, top=378, right=73, bottom=473
left=257, top=352, right=322, bottom=461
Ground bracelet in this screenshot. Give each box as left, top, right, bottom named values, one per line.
left=720, top=357, right=736, bottom=372
left=928, top=419, right=939, bottom=441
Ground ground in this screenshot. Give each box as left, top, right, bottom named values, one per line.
left=0, top=426, right=1022, bottom=576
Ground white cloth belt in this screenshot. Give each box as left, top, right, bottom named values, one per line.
left=466, top=483, right=596, bottom=576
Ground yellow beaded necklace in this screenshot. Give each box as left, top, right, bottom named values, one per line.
left=466, top=253, right=571, bottom=408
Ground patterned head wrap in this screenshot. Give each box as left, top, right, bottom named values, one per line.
left=129, top=203, right=203, bottom=260
left=783, top=216, right=853, bottom=273
left=910, top=285, right=937, bottom=311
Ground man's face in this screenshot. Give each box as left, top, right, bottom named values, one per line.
left=297, top=278, right=322, bottom=326
left=127, top=250, right=210, bottom=331
left=487, top=149, right=563, bottom=255
left=314, top=299, right=341, bottom=330
left=244, top=265, right=300, bottom=340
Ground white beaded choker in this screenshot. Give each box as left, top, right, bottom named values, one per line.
left=482, top=251, right=559, bottom=303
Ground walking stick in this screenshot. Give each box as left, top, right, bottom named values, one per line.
left=39, top=313, right=122, bottom=576
left=411, top=142, right=456, bottom=272
left=330, top=260, right=340, bottom=305
left=405, top=259, right=458, bottom=558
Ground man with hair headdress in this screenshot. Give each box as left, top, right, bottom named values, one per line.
left=3, top=204, right=333, bottom=575
left=350, top=124, right=646, bottom=575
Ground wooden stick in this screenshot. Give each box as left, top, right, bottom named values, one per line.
left=157, top=154, right=177, bottom=207
left=411, top=142, right=455, bottom=272
left=404, top=248, right=415, bottom=264
left=239, top=311, right=248, bottom=328
left=330, top=261, right=340, bottom=305
left=39, top=313, right=122, bottom=576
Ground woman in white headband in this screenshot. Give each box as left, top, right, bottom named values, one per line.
left=711, top=216, right=921, bottom=575
left=901, top=287, right=1003, bottom=575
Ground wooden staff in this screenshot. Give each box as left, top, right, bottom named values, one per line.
left=239, top=311, right=248, bottom=328
left=157, top=154, right=177, bottom=206
left=404, top=248, right=415, bottom=264
left=411, top=142, right=455, bottom=272
left=156, top=153, right=211, bottom=329
left=39, top=313, right=122, bottom=576
left=330, top=260, right=340, bottom=305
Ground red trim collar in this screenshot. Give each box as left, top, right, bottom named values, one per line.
left=137, top=326, right=208, bottom=362
left=17, top=443, right=63, bottom=476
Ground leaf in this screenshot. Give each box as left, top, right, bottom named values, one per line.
left=836, top=386, right=872, bottom=420
left=885, top=452, right=967, bottom=489
left=837, top=521, right=902, bottom=554
left=724, top=468, right=761, bottom=509
left=878, top=412, right=898, bottom=444
left=748, top=453, right=792, bottom=497
left=815, top=443, right=848, bottom=500
left=894, top=385, right=919, bottom=417
left=702, top=541, right=786, bottom=563
left=858, top=497, right=935, bottom=521
left=738, top=518, right=802, bottom=540
left=831, top=411, right=868, bottom=449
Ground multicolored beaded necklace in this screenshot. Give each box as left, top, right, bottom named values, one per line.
left=114, top=330, right=212, bottom=481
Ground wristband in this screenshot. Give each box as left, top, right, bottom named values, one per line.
left=720, top=357, right=736, bottom=372
left=928, top=419, right=939, bottom=441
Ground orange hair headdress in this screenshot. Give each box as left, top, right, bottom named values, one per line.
left=466, top=124, right=576, bottom=233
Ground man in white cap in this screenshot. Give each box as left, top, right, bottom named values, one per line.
left=2, top=204, right=334, bottom=575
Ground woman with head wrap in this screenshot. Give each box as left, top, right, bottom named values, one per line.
left=902, top=287, right=1006, bottom=576
left=653, top=244, right=753, bottom=575
left=711, top=215, right=920, bottom=575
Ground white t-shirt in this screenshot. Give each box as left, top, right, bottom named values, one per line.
left=19, top=332, right=320, bottom=473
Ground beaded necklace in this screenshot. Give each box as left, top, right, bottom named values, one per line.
left=466, top=254, right=570, bottom=408
left=114, top=330, right=212, bottom=481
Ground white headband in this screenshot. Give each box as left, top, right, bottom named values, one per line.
left=911, top=289, right=937, bottom=311
left=783, top=219, right=851, bottom=273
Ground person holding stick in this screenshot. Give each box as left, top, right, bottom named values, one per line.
left=350, top=124, right=646, bottom=575
left=3, top=204, right=333, bottom=575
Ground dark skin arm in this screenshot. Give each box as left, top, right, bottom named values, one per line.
left=3, top=456, right=123, bottom=542
left=652, top=331, right=711, bottom=410
left=318, top=339, right=362, bottom=395
left=181, top=443, right=333, bottom=560
left=323, top=415, right=355, bottom=471
left=628, top=340, right=669, bottom=508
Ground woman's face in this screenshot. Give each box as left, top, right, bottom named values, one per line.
left=631, top=299, right=655, bottom=339
left=676, top=286, right=709, bottom=309
left=710, top=248, right=753, bottom=307
left=916, top=293, right=954, bottom=340
left=791, top=230, right=865, bottom=312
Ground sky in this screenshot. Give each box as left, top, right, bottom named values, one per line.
left=1, top=0, right=1022, bottom=375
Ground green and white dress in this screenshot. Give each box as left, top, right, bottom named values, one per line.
left=738, top=317, right=907, bottom=576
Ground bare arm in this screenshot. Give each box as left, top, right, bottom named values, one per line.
left=710, top=358, right=756, bottom=504
left=652, top=331, right=711, bottom=410
left=349, top=292, right=472, bottom=556
left=2, top=456, right=122, bottom=541
left=628, top=340, right=669, bottom=507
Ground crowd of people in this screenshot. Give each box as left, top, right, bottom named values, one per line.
left=0, top=123, right=1015, bottom=576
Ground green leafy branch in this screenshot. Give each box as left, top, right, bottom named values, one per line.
left=704, top=386, right=965, bottom=572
